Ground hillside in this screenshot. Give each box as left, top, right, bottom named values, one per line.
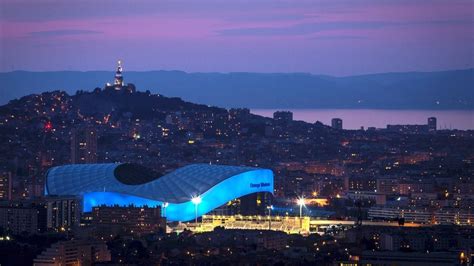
left=0, top=69, right=472, bottom=109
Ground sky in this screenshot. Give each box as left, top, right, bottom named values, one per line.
left=0, top=0, right=473, bottom=76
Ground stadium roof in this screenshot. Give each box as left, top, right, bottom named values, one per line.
left=46, top=163, right=274, bottom=222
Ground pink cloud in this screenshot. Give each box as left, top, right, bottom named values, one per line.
left=0, top=0, right=472, bottom=74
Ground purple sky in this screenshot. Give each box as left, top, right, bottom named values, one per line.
left=1, top=0, right=473, bottom=75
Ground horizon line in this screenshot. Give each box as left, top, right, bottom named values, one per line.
left=1, top=67, right=472, bottom=78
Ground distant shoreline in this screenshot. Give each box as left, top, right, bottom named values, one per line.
left=252, top=109, right=474, bottom=130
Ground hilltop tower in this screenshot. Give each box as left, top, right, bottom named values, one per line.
left=104, top=60, right=136, bottom=93
left=114, top=60, right=124, bottom=90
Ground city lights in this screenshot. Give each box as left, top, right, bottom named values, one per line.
left=1, top=1, right=472, bottom=263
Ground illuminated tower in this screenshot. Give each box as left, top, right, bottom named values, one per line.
left=114, top=60, right=124, bottom=90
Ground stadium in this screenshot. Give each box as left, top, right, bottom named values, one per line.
left=45, top=163, right=274, bottom=222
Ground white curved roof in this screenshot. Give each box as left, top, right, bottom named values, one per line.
left=46, top=163, right=263, bottom=203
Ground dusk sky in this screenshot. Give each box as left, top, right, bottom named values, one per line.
left=0, top=0, right=473, bottom=75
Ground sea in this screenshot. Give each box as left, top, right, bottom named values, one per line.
left=251, top=109, right=474, bottom=130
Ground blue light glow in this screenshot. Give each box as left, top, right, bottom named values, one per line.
left=82, top=169, right=273, bottom=222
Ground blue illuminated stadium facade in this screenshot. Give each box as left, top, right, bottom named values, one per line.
left=45, top=163, right=274, bottom=222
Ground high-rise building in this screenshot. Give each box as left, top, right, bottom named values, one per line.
left=0, top=202, right=44, bottom=234
left=331, top=118, right=343, bottom=130
left=428, top=117, right=437, bottom=132
left=71, top=128, right=97, bottom=164
left=0, top=196, right=81, bottom=234
left=33, top=239, right=111, bottom=265
left=42, top=195, right=82, bottom=231
left=0, top=171, right=12, bottom=200
left=273, top=111, right=293, bottom=123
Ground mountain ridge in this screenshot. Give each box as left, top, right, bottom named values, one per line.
left=0, top=68, right=472, bottom=109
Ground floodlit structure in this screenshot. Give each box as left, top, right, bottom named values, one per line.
left=297, top=197, right=305, bottom=218
left=45, top=163, right=273, bottom=222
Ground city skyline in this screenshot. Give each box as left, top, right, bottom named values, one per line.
left=0, top=1, right=473, bottom=265
left=1, top=0, right=473, bottom=75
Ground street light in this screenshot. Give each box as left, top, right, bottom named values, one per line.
left=267, top=205, right=273, bottom=216
left=191, top=196, right=202, bottom=223
left=297, top=197, right=305, bottom=230
left=162, top=202, right=169, bottom=218
left=297, top=197, right=305, bottom=218
left=267, top=205, right=273, bottom=230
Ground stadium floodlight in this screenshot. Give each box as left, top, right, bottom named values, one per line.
left=191, top=196, right=202, bottom=223
left=297, top=197, right=305, bottom=218
left=266, top=205, right=273, bottom=216
left=162, top=202, right=169, bottom=217
left=267, top=205, right=273, bottom=230
left=191, top=196, right=202, bottom=205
